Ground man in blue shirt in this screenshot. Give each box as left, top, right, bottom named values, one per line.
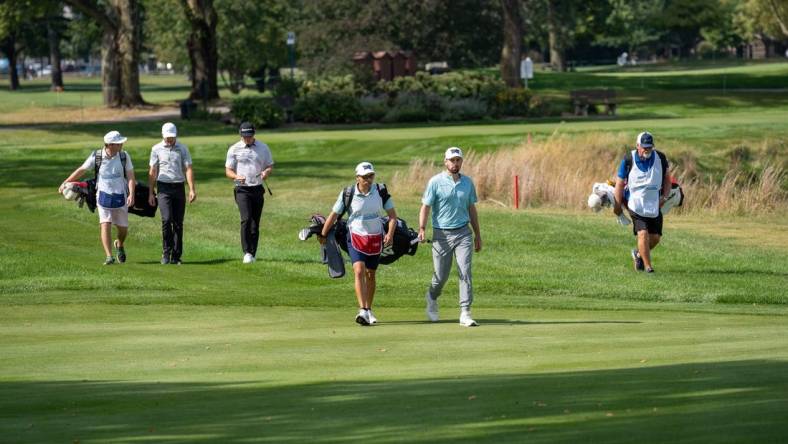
left=418, top=147, right=482, bottom=327
left=613, top=131, right=671, bottom=273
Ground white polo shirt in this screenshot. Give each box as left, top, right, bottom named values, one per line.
left=80, top=149, right=134, bottom=197
left=149, top=140, right=192, bottom=183
left=225, top=140, right=274, bottom=187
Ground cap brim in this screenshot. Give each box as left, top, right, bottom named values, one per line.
left=163, top=133, right=177, bottom=138
left=113, top=137, right=127, bottom=144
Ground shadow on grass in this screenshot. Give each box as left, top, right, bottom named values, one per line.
left=383, top=319, right=642, bottom=326
left=1, top=360, right=785, bottom=443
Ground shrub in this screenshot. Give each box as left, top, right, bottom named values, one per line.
left=294, top=91, right=364, bottom=124
left=494, top=88, right=532, bottom=116
left=382, top=93, right=443, bottom=123
left=230, top=96, right=285, bottom=128
left=359, top=95, right=388, bottom=122
left=440, top=97, right=489, bottom=121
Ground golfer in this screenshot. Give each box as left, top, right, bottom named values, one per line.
left=613, top=131, right=671, bottom=273
left=319, top=162, right=397, bottom=326
left=148, top=122, right=196, bottom=265
left=59, top=130, right=136, bottom=265
left=418, top=147, right=482, bottom=327
left=225, top=122, right=274, bottom=264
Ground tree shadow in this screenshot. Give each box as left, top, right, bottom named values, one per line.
left=1, top=360, right=786, bottom=443
left=382, top=319, right=642, bottom=326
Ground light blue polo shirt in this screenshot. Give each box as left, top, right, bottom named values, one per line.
left=422, top=172, right=477, bottom=229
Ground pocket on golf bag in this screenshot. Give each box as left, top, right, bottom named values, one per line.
left=98, top=191, right=125, bottom=208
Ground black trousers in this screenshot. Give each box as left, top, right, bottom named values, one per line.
left=234, top=185, right=265, bottom=256
left=158, top=181, right=186, bottom=261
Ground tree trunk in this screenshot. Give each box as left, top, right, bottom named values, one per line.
left=65, top=0, right=145, bottom=107
left=180, top=0, right=219, bottom=101
left=116, top=0, right=143, bottom=106
left=47, top=22, right=64, bottom=90
left=1, top=38, right=20, bottom=90
left=546, top=0, right=565, bottom=72
left=500, top=0, right=523, bottom=88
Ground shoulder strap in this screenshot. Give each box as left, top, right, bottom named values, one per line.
left=624, top=151, right=633, bottom=179
left=120, top=151, right=128, bottom=180
left=656, top=150, right=668, bottom=184
left=376, top=183, right=390, bottom=206
left=338, top=185, right=355, bottom=220
left=94, top=149, right=102, bottom=180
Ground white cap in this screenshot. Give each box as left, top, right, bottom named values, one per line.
left=103, top=130, right=127, bottom=145
left=162, top=122, right=177, bottom=138
left=355, top=162, right=375, bottom=176
left=444, top=146, right=463, bottom=160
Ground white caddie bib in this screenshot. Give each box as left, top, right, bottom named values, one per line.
left=627, top=150, right=662, bottom=218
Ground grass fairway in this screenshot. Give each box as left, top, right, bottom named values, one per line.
left=2, top=306, right=787, bottom=443
left=1, top=64, right=787, bottom=442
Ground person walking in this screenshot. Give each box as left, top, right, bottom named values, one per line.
left=319, top=162, right=398, bottom=326
left=59, top=130, right=136, bottom=265
left=613, top=131, right=671, bottom=273
left=148, top=122, right=196, bottom=265
left=418, top=147, right=482, bottom=327
left=225, top=122, right=274, bottom=264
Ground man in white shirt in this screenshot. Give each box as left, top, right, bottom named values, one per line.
left=59, top=131, right=136, bottom=265
left=225, top=122, right=274, bottom=263
left=148, top=122, right=196, bottom=265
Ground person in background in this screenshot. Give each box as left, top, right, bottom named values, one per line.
left=225, top=122, right=274, bottom=264
left=148, top=122, right=196, bottom=265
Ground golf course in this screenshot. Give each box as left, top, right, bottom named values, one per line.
left=1, top=62, right=787, bottom=443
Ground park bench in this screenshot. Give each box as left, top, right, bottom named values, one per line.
left=570, top=89, right=617, bottom=116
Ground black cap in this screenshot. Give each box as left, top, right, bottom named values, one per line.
left=239, top=121, right=255, bottom=136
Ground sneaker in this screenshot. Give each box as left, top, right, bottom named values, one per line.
left=646, top=267, right=655, bottom=273
left=631, top=248, right=644, bottom=271
left=114, top=240, right=126, bottom=263
left=367, top=309, right=378, bottom=324
left=355, top=309, right=370, bottom=326
left=242, top=253, right=254, bottom=264
left=103, top=256, right=115, bottom=265
left=161, top=255, right=170, bottom=265
left=170, top=259, right=182, bottom=265
left=459, top=310, right=478, bottom=327
left=425, top=294, right=439, bottom=322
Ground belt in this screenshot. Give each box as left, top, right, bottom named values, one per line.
left=435, top=224, right=468, bottom=231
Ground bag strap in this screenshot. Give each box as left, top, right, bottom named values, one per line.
left=377, top=183, right=390, bottom=206
left=338, top=185, right=355, bottom=220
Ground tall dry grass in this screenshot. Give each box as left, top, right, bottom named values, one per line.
left=391, top=133, right=787, bottom=216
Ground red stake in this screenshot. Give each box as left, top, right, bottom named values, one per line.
left=514, top=175, right=520, bottom=209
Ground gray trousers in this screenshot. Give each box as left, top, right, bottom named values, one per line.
left=427, top=225, right=473, bottom=309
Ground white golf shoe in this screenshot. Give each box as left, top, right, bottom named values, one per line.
left=425, top=294, right=439, bottom=322
left=459, top=310, right=478, bottom=327
left=355, top=309, right=370, bottom=326
left=367, top=309, right=378, bottom=324
left=242, top=253, right=255, bottom=264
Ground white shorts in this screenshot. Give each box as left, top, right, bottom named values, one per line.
left=98, top=205, right=129, bottom=227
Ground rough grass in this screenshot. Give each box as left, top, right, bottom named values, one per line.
left=392, top=132, right=787, bottom=216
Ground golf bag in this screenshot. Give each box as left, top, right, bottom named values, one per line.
left=298, top=213, right=420, bottom=278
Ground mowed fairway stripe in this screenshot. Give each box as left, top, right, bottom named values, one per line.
left=1, top=305, right=787, bottom=443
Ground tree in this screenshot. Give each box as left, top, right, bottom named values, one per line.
left=736, top=0, right=788, bottom=40
left=659, top=0, right=724, bottom=57
left=546, top=0, right=565, bottom=71
left=65, top=0, right=145, bottom=107
left=215, top=0, right=289, bottom=94
left=500, top=0, right=523, bottom=87
left=597, top=0, right=665, bottom=55
left=46, top=3, right=67, bottom=90
left=0, top=0, right=46, bottom=90
left=179, top=0, right=219, bottom=101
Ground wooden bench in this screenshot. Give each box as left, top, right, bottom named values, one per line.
left=570, top=89, right=617, bottom=116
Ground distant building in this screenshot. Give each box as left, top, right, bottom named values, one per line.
left=353, top=50, right=416, bottom=81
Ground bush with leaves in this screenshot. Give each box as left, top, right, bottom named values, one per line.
left=494, top=88, right=533, bottom=116
left=294, top=91, right=364, bottom=124
left=230, top=96, right=285, bottom=128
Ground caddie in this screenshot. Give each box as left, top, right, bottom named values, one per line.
left=613, top=131, right=671, bottom=273
left=59, top=130, right=136, bottom=265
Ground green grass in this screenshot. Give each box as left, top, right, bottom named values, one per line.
left=1, top=64, right=787, bottom=442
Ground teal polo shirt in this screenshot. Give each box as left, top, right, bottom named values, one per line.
left=422, top=172, right=478, bottom=229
